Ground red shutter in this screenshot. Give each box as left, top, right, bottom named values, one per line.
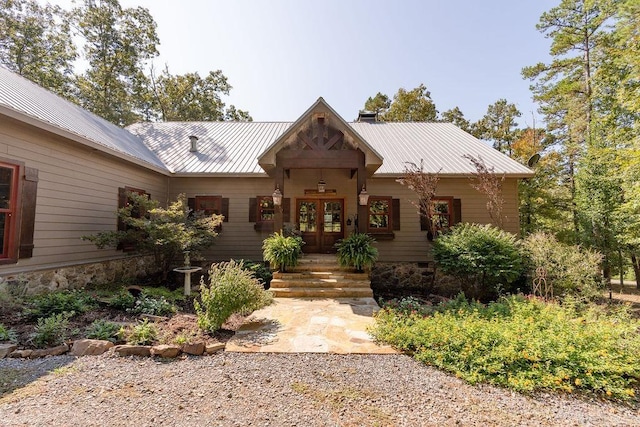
left=392, top=198, right=400, bottom=231
left=19, top=167, right=38, bottom=259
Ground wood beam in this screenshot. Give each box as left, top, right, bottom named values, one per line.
left=324, top=131, right=343, bottom=150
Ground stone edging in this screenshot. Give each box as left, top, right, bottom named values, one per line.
left=0, top=340, right=226, bottom=359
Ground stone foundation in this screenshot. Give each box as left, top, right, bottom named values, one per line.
left=0, top=256, right=159, bottom=296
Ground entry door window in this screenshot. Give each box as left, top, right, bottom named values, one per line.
left=299, top=201, right=317, bottom=232
left=323, top=201, right=342, bottom=233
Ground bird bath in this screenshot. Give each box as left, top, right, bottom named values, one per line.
left=174, top=266, right=202, bottom=296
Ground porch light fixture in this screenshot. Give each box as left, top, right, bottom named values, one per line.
left=358, top=185, right=369, bottom=206
left=317, top=178, right=326, bottom=193
left=272, top=186, right=283, bottom=206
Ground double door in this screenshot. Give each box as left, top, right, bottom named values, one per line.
left=297, top=198, right=344, bottom=253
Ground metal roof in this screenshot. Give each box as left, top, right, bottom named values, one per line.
left=0, top=66, right=168, bottom=172
left=127, top=121, right=293, bottom=174
left=349, top=122, right=533, bottom=177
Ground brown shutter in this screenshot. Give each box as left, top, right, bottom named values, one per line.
left=249, top=198, right=257, bottom=222
left=221, top=198, right=229, bottom=222
left=282, top=198, right=291, bottom=222
left=419, top=204, right=429, bottom=231
left=453, top=198, right=462, bottom=224
left=187, top=197, right=195, bottom=211
left=392, top=198, right=400, bottom=231
left=19, top=167, right=38, bottom=259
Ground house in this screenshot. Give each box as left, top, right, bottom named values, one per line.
left=0, top=66, right=532, bottom=293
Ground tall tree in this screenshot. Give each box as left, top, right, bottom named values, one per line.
left=363, top=84, right=438, bottom=122
left=440, top=106, right=471, bottom=133
left=0, top=0, right=76, bottom=96
left=363, top=92, right=391, bottom=116
left=149, top=67, right=252, bottom=122
left=73, top=0, right=159, bottom=126
left=471, top=99, right=521, bottom=155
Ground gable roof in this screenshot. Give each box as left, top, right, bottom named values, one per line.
left=0, top=66, right=169, bottom=173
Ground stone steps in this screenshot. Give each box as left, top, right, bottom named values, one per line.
left=271, top=254, right=373, bottom=298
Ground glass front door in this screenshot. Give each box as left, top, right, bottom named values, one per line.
left=297, top=199, right=344, bottom=253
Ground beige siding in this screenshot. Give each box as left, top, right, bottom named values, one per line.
left=0, top=116, right=168, bottom=275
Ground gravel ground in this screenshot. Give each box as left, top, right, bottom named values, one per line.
left=1, top=353, right=639, bottom=426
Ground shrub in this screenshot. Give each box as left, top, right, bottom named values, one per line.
left=0, top=323, right=17, bottom=342
left=31, top=312, right=73, bottom=348
left=108, top=289, right=136, bottom=311
left=141, top=287, right=185, bottom=303
left=24, top=289, right=96, bottom=319
left=335, top=233, right=378, bottom=272
left=262, top=232, right=304, bottom=272
left=85, top=320, right=121, bottom=342
left=522, top=232, right=603, bottom=300
left=432, top=223, right=523, bottom=301
left=371, top=296, right=640, bottom=401
left=239, top=260, right=273, bottom=289
left=120, top=319, right=158, bottom=345
left=195, top=260, right=274, bottom=333
left=127, top=292, right=177, bottom=317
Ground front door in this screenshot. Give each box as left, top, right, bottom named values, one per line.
left=297, top=199, right=344, bottom=253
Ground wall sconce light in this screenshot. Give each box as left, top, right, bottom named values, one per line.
left=358, top=185, right=369, bottom=206
left=272, top=186, right=283, bottom=207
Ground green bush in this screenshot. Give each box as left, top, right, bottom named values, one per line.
left=140, top=287, right=185, bottom=303
left=0, top=323, right=17, bottom=342
left=195, top=260, right=274, bottom=333
left=24, top=289, right=96, bottom=319
left=120, top=319, right=158, bottom=345
left=31, top=312, right=73, bottom=348
left=371, top=296, right=640, bottom=401
left=127, top=292, right=177, bottom=317
left=523, top=232, right=603, bottom=300
left=108, top=289, right=137, bottom=311
left=262, top=232, right=304, bottom=272
left=335, top=233, right=378, bottom=272
left=432, top=223, right=524, bottom=301
left=239, top=260, right=273, bottom=289
left=85, top=320, right=121, bottom=342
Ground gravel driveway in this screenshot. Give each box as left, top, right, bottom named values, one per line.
left=1, top=353, right=638, bottom=426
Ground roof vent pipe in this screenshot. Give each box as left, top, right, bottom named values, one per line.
left=189, top=135, right=198, bottom=152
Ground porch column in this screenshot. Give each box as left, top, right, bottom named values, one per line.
left=274, top=166, right=285, bottom=233
left=357, top=152, right=367, bottom=234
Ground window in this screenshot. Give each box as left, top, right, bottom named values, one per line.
left=0, top=162, right=20, bottom=261
left=117, top=187, right=150, bottom=251
left=257, top=196, right=275, bottom=222
left=367, top=196, right=391, bottom=232
left=431, top=198, right=453, bottom=231
left=249, top=196, right=289, bottom=232
left=195, top=196, right=222, bottom=216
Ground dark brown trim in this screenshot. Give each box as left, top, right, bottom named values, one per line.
left=18, top=166, right=37, bottom=259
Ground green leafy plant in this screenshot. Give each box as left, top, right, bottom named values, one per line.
left=120, top=319, right=158, bottom=345
left=262, top=232, right=304, bottom=272
left=31, top=312, right=73, bottom=348
left=140, top=286, right=185, bottom=303
left=239, top=260, right=273, bottom=289
left=0, top=323, right=17, bottom=343
left=108, top=289, right=137, bottom=311
left=127, top=292, right=177, bottom=317
left=85, top=320, right=121, bottom=342
left=432, top=223, right=523, bottom=301
left=83, top=193, right=222, bottom=281
left=522, top=232, right=603, bottom=300
left=195, top=260, right=274, bottom=333
left=24, top=289, right=96, bottom=319
left=371, top=296, right=640, bottom=401
left=335, top=233, right=378, bottom=272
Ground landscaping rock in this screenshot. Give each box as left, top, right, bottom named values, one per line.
left=30, top=344, right=69, bottom=358
left=181, top=342, right=205, bottom=356
left=9, top=349, right=32, bottom=358
left=0, top=343, right=18, bottom=358
left=113, top=345, right=151, bottom=357
left=205, top=343, right=226, bottom=354
left=150, top=344, right=181, bottom=358
left=71, top=339, right=114, bottom=356
left=139, top=314, right=169, bottom=322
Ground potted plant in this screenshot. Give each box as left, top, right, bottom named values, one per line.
left=262, top=231, right=305, bottom=272
left=335, top=233, right=378, bottom=273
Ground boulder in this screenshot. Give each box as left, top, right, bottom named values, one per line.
left=205, top=343, right=226, bottom=354
left=9, top=349, right=32, bottom=358
left=71, top=339, right=114, bottom=356
left=30, top=344, right=69, bottom=358
left=181, top=342, right=205, bottom=356
left=151, top=344, right=181, bottom=358
left=113, top=345, right=151, bottom=357
left=0, top=343, right=17, bottom=359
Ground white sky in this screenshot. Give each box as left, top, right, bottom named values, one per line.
left=47, top=0, right=557, bottom=125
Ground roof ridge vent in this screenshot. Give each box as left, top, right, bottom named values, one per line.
left=357, top=110, right=377, bottom=123
left=189, top=135, right=198, bottom=152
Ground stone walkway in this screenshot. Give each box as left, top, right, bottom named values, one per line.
left=225, top=298, right=398, bottom=354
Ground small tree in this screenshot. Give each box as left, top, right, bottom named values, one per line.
left=464, top=154, right=506, bottom=228
left=84, top=193, right=222, bottom=281
left=396, top=160, right=440, bottom=239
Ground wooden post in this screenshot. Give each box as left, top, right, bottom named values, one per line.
left=357, top=151, right=367, bottom=234
left=275, top=166, right=285, bottom=233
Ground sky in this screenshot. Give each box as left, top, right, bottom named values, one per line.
left=48, top=0, right=559, bottom=125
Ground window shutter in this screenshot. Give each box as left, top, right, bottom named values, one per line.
left=282, top=198, right=291, bottom=222
left=392, top=198, right=401, bottom=231
left=248, top=198, right=257, bottom=222
left=419, top=204, right=429, bottom=231
left=187, top=197, right=195, bottom=211
left=19, top=167, right=38, bottom=259
left=453, top=198, right=462, bottom=224
left=221, top=198, right=229, bottom=222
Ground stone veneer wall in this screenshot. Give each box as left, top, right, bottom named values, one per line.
left=0, top=256, right=159, bottom=296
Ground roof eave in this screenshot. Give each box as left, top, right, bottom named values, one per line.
left=372, top=172, right=535, bottom=179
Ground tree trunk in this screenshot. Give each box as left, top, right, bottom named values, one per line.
left=631, top=253, right=640, bottom=290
